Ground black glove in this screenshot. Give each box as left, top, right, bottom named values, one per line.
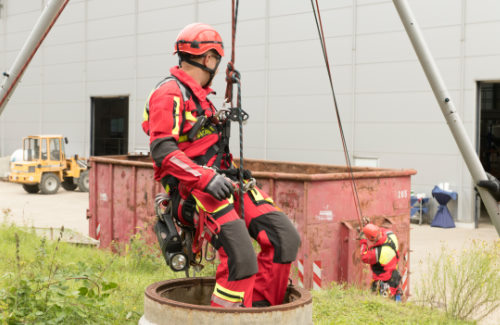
left=477, top=172, right=500, bottom=201
left=205, top=174, right=234, bottom=201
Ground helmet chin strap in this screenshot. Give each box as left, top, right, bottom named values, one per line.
left=182, top=57, right=222, bottom=88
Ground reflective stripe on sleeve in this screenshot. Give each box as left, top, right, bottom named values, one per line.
left=169, top=156, right=201, bottom=177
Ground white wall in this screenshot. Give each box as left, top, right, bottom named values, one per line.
left=1, top=0, right=500, bottom=224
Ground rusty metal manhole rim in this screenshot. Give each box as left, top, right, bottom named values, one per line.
left=145, top=277, right=312, bottom=313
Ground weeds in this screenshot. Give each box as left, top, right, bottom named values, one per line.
left=312, top=283, right=470, bottom=324
left=415, top=240, right=500, bottom=321
left=0, top=226, right=118, bottom=324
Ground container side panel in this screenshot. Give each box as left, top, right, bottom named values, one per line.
left=135, top=167, right=159, bottom=245
left=88, top=160, right=98, bottom=238
left=112, top=165, right=136, bottom=244
left=357, top=177, right=411, bottom=218
left=95, top=163, right=113, bottom=248
left=305, top=222, right=342, bottom=288
left=306, top=180, right=359, bottom=225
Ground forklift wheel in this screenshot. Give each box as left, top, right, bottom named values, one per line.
left=40, top=173, right=61, bottom=194
left=62, top=177, right=78, bottom=191
left=22, top=183, right=40, bottom=194
left=78, top=170, right=89, bottom=192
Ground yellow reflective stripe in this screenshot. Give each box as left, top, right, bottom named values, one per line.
left=211, top=295, right=242, bottom=308
left=172, top=96, right=181, bottom=136
left=249, top=188, right=274, bottom=205
left=213, top=283, right=244, bottom=303
left=178, top=125, right=217, bottom=143
left=379, top=246, right=396, bottom=265
left=192, top=194, right=232, bottom=213
left=185, top=110, right=197, bottom=123
left=143, top=89, right=155, bottom=122
left=142, top=105, right=149, bottom=122
left=192, top=195, right=207, bottom=212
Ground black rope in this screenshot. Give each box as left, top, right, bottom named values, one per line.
left=310, top=0, right=364, bottom=225
left=225, top=0, right=246, bottom=219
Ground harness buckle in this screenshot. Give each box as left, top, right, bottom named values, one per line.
left=242, top=177, right=256, bottom=192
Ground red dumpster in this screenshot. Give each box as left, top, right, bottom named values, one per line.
left=87, top=155, right=416, bottom=296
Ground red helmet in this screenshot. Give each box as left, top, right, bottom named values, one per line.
left=363, top=223, right=381, bottom=241
left=174, top=23, right=224, bottom=57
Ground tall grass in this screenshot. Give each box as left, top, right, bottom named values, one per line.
left=0, top=222, right=216, bottom=324
left=312, top=283, right=472, bottom=325
left=415, top=240, right=500, bottom=321
left=0, top=220, right=482, bottom=324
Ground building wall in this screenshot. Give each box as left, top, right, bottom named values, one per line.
left=1, top=0, right=500, bottom=224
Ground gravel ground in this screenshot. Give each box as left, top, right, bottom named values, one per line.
left=0, top=179, right=498, bottom=323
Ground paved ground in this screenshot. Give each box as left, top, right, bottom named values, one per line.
left=0, top=179, right=498, bottom=323
left=0, top=180, right=89, bottom=235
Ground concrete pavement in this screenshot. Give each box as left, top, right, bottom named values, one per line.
left=0, top=180, right=89, bottom=235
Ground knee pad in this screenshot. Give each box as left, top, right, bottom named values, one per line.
left=248, top=211, right=301, bottom=264
left=212, top=219, right=258, bottom=281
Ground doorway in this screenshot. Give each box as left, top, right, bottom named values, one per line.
left=476, top=82, right=500, bottom=225
left=91, top=96, right=129, bottom=156
left=478, top=82, right=500, bottom=178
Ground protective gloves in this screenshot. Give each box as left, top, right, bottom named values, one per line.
left=204, top=174, right=234, bottom=201
left=477, top=172, right=500, bottom=201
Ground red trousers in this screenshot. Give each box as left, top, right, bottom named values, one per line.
left=181, top=184, right=301, bottom=308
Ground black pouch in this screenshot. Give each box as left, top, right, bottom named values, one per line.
left=388, top=269, right=402, bottom=288
left=154, top=218, right=183, bottom=267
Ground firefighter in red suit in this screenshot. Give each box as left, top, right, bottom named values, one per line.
left=360, top=223, right=402, bottom=300
left=142, top=23, right=301, bottom=308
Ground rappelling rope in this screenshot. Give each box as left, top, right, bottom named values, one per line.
left=310, top=0, right=364, bottom=227
left=224, top=0, right=246, bottom=219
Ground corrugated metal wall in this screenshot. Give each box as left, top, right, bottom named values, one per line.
left=1, top=0, right=500, bottom=224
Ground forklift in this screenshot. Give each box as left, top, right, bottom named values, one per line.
left=9, top=135, right=89, bottom=194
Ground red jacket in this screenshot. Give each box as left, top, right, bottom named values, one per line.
left=360, top=228, right=399, bottom=281
left=144, top=66, right=222, bottom=191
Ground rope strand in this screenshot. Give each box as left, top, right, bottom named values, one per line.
left=224, top=0, right=245, bottom=219
left=310, top=0, right=364, bottom=226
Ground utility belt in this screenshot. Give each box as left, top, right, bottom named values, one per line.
left=156, top=166, right=254, bottom=276
left=371, top=269, right=402, bottom=297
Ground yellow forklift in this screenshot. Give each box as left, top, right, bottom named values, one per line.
left=9, top=135, right=89, bottom=194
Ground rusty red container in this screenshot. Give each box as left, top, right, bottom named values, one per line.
left=88, top=155, right=415, bottom=296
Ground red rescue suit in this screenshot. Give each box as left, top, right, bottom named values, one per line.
left=144, top=66, right=301, bottom=308
left=360, top=228, right=401, bottom=296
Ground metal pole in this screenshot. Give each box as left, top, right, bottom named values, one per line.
left=392, top=0, right=500, bottom=236
left=0, top=0, right=69, bottom=116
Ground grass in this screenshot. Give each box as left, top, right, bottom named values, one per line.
left=0, top=222, right=474, bottom=324
left=313, top=284, right=473, bottom=325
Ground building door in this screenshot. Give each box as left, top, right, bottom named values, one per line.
left=478, top=82, right=500, bottom=178
left=91, top=96, right=129, bottom=156
left=476, top=82, right=500, bottom=224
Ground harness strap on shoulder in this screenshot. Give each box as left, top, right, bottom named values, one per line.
left=381, top=232, right=399, bottom=259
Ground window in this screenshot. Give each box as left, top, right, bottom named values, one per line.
left=49, top=138, right=60, bottom=161
left=41, top=138, right=47, bottom=160
left=23, top=138, right=40, bottom=161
